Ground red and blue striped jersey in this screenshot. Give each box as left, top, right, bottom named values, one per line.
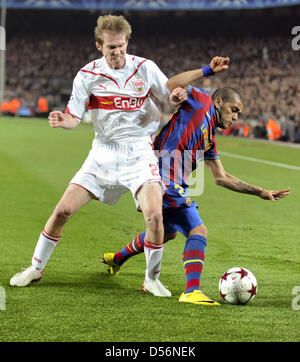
left=154, top=86, right=220, bottom=210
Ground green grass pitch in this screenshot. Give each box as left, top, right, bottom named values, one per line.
left=0, top=116, right=299, bottom=342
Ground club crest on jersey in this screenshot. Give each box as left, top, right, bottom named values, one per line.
left=132, top=79, right=145, bottom=93
left=185, top=197, right=193, bottom=205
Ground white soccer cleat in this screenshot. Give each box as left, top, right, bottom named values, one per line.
left=10, top=266, right=43, bottom=287
left=142, top=279, right=172, bottom=297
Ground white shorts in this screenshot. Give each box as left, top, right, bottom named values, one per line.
left=70, top=140, right=164, bottom=207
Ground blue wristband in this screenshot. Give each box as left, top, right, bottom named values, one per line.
left=201, top=64, right=215, bottom=77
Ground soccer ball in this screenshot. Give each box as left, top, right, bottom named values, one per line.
left=218, top=267, right=258, bottom=305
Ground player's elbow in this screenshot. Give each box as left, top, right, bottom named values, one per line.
left=166, top=80, right=172, bottom=91
left=210, top=170, right=229, bottom=187
left=214, top=176, right=226, bottom=187
left=166, top=79, right=177, bottom=92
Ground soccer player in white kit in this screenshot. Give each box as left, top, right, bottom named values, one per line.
left=10, top=15, right=188, bottom=296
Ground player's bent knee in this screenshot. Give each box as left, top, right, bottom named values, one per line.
left=53, top=203, right=74, bottom=223
left=145, top=210, right=163, bottom=229
left=144, top=210, right=164, bottom=237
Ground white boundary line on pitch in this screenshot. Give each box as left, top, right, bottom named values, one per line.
left=219, top=152, right=300, bottom=171
left=242, top=137, right=300, bottom=149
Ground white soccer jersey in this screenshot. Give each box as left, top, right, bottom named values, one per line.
left=66, top=54, right=170, bottom=144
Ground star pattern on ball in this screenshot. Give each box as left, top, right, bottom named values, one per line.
left=221, top=271, right=230, bottom=281
left=237, top=268, right=248, bottom=279
left=248, top=283, right=257, bottom=297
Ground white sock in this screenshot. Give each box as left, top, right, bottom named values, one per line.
left=31, top=229, right=61, bottom=271
left=144, top=239, right=164, bottom=281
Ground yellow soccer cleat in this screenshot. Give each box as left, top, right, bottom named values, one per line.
left=102, top=253, right=121, bottom=275
left=179, top=290, right=220, bottom=306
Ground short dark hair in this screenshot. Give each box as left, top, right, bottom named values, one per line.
left=211, top=87, right=243, bottom=103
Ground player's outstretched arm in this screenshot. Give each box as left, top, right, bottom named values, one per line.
left=205, top=159, right=291, bottom=201
left=166, top=56, right=230, bottom=92
left=48, top=111, right=79, bottom=130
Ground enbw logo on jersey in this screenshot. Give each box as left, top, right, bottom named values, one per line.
left=114, top=96, right=145, bottom=109
left=87, top=93, right=150, bottom=111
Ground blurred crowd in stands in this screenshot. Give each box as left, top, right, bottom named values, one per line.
left=2, top=32, right=300, bottom=143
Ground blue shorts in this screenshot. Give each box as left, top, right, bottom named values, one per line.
left=163, top=205, right=203, bottom=238
left=163, top=181, right=198, bottom=210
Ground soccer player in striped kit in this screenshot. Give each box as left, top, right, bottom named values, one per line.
left=103, top=80, right=291, bottom=304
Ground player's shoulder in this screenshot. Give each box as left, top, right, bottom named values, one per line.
left=79, top=58, right=104, bottom=74
left=127, top=54, right=152, bottom=68
left=189, top=86, right=210, bottom=96
left=189, top=86, right=212, bottom=102
left=75, top=59, right=104, bottom=84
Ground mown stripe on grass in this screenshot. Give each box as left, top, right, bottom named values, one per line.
left=220, top=151, right=300, bottom=171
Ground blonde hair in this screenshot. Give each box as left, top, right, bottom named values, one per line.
left=94, top=15, right=132, bottom=45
